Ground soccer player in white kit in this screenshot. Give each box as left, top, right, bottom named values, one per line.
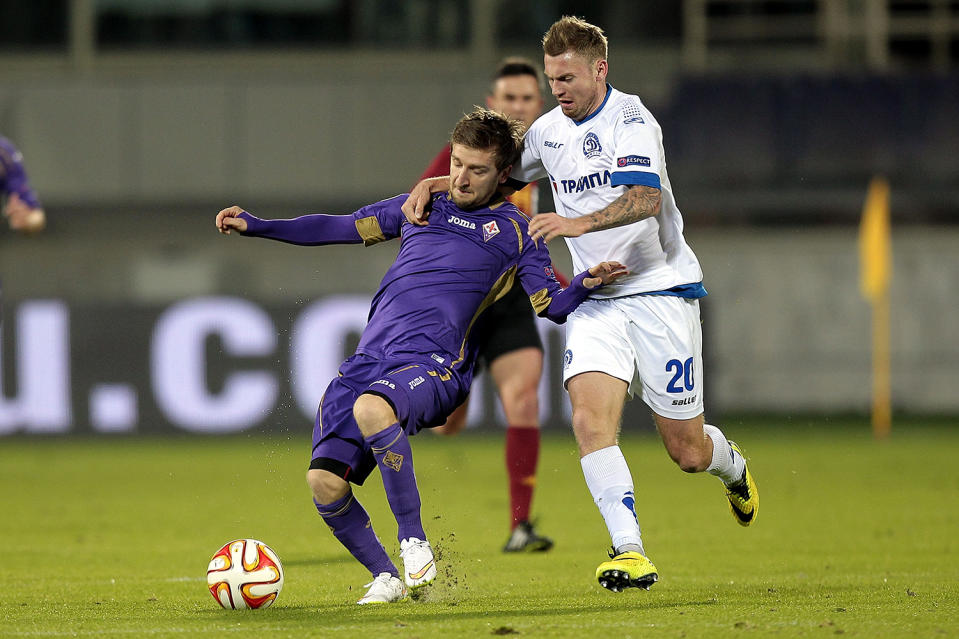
left=404, top=16, right=759, bottom=593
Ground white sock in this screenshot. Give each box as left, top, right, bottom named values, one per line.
left=704, top=423, right=746, bottom=485
left=581, top=446, right=644, bottom=554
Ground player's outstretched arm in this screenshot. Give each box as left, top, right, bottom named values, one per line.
left=215, top=205, right=377, bottom=247
left=528, top=185, right=661, bottom=242
left=402, top=176, right=449, bottom=226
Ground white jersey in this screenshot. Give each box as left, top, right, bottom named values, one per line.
left=512, top=85, right=703, bottom=298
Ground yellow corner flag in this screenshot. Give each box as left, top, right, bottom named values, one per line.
left=858, top=177, right=892, bottom=438
left=859, top=177, right=891, bottom=301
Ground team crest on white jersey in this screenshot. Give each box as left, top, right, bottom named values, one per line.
left=482, top=220, right=500, bottom=242
left=583, top=132, right=602, bottom=158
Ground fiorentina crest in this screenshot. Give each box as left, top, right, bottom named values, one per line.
left=482, top=220, right=500, bottom=242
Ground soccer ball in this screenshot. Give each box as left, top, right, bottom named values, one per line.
left=207, top=539, right=284, bottom=609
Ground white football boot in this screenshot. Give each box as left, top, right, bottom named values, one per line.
left=356, top=572, right=408, bottom=605
left=399, top=537, right=436, bottom=589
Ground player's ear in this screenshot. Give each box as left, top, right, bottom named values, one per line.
left=595, top=59, right=608, bottom=82
left=499, top=165, right=512, bottom=184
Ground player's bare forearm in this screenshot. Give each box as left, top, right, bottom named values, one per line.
left=427, top=176, right=450, bottom=193
left=528, top=186, right=661, bottom=242
left=582, top=185, right=661, bottom=233
left=410, top=175, right=449, bottom=196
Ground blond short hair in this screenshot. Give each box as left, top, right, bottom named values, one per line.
left=542, top=16, right=608, bottom=64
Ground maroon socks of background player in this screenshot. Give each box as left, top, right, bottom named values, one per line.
left=506, top=425, right=540, bottom=529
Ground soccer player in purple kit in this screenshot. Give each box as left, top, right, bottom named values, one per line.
left=215, top=108, right=626, bottom=605
left=420, top=57, right=558, bottom=554
left=1, top=135, right=46, bottom=235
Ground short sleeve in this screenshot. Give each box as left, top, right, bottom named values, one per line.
left=608, top=98, right=663, bottom=190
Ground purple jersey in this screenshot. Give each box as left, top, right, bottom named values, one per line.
left=0, top=136, right=42, bottom=209
left=239, top=192, right=595, bottom=383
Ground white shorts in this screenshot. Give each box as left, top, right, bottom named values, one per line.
left=562, top=295, right=704, bottom=420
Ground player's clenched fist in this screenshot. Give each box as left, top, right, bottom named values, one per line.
left=3, top=193, right=45, bottom=234
left=216, top=206, right=248, bottom=234
left=583, top=261, right=628, bottom=289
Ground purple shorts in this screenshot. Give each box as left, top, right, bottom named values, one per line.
left=308, top=353, right=469, bottom=485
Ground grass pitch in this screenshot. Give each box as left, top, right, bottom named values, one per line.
left=1, top=418, right=957, bottom=637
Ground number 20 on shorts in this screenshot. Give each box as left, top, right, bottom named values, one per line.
left=665, top=357, right=694, bottom=393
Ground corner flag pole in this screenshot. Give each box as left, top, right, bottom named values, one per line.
left=858, top=177, right=892, bottom=439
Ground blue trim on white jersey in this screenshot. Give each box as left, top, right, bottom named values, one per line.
left=611, top=170, right=661, bottom=189
left=574, top=84, right=613, bottom=126
left=639, top=282, right=707, bottom=299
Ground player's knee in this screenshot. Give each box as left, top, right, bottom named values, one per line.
left=675, top=454, right=706, bottom=474
left=570, top=409, right=591, bottom=438
left=665, top=442, right=710, bottom=473
left=571, top=410, right=616, bottom=455
left=307, top=469, right=349, bottom=504
left=352, top=393, right=396, bottom=436
left=501, top=385, right=539, bottom=425
left=437, top=415, right=466, bottom=436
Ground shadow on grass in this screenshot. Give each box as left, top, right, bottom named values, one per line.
left=386, top=599, right=720, bottom=623
left=196, top=597, right=719, bottom=622
left=280, top=555, right=357, bottom=567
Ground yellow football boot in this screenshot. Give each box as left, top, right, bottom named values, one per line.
left=595, top=550, right=658, bottom=592
left=726, top=442, right=759, bottom=526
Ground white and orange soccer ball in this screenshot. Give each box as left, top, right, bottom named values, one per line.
left=207, top=539, right=284, bottom=609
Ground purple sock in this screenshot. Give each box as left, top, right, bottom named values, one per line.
left=314, top=493, right=398, bottom=578
left=367, top=423, right=427, bottom=542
